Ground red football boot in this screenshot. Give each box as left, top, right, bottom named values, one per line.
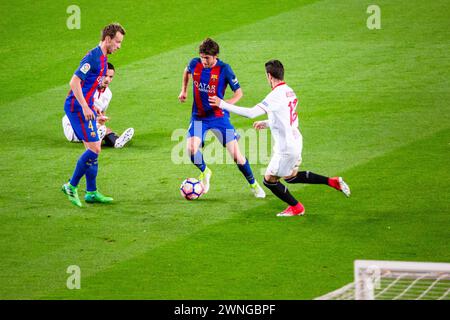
left=328, top=177, right=351, bottom=197
left=277, top=202, right=305, bottom=217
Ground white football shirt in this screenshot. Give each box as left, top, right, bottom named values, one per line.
left=93, top=87, right=112, bottom=113
left=257, top=82, right=302, bottom=154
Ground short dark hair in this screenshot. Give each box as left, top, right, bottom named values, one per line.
left=107, top=62, right=115, bottom=71
left=265, top=60, right=284, bottom=80
left=101, top=23, right=126, bottom=41
left=199, top=38, right=219, bottom=56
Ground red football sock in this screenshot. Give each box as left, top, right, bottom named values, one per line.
left=328, top=177, right=340, bottom=190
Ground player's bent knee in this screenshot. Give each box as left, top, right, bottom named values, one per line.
left=264, top=175, right=279, bottom=184
left=284, top=172, right=298, bottom=183
left=88, top=146, right=101, bottom=154
left=186, top=138, right=201, bottom=155
left=84, top=141, right=102, bottom=154
left=226, top=141, right=246, bottom=164
left=186, top=144, right=197, bottom=156
left=234, top=155, right=246, bottom=165
left=230, top=150, right=245, bottom=164
left=238, top=154, right=247, bottom=165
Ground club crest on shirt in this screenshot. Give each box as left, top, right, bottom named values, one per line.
left=80, top=63, right=91, bottom=74
left=91, top=132, right=97, bottom=138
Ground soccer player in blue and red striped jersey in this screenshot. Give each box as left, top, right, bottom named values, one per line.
left=61, top=23, right=125, bottom=207
left=178, top=38, right=265, bottom=198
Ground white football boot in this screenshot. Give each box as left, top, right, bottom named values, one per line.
left=339, top=177, right=351, bottom=197
left=198, top=167, right=212, bottom=194
left=251, top=181, right=266, bottom=198
left=114, top=128, right=134, bottom=148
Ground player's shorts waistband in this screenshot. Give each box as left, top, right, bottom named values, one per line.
left=191, top=115, right=229, bottom=122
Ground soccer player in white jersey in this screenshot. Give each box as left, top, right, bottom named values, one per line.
left=209, top=60, right=350, bottom=216
left=62, top=62, right=134, bottom=148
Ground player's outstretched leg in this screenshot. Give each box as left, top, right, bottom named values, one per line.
left=263, top=178, right=305, bottom=217
left=84, top=151, right=113, bottom=204
left=328, top=177, right=351, bottom=197
left=103, top=132, right=119, bottom=147
left=284, top=171, right=351, bottom=197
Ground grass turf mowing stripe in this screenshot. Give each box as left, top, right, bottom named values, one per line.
left=0, top=0, right=449, bottom=299
left=41, top=128, right=450, bottom=299
left=0, top=0, right=319, bottom=105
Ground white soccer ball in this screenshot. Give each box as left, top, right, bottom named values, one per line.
left=180, top=178, right=204, bottom=200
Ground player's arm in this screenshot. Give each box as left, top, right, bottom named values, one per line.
left=96, top=109, right=108, bottom=124
left=97, top=115, right=109, bottom=125
left=97, top=106, right=109, bottom=124
left=225, top=87, right=243, bottom=105
left=224, top=64, right=243, bottom=105
left=96, top=91, right=111, bottom=121
left=178, top=67, right=190, bottom=103
left=208, top=96, right=266, bottom=119
left=69, top=75, right=95, bottom=120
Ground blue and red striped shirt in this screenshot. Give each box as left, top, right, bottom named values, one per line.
left=65, top=46, right=107, bottom=113
left=187, top=58, right=240, bottom=119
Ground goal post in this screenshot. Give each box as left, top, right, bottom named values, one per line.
left=316, top=260, right=450, bottom=300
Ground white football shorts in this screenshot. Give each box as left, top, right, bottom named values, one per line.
left=62, top=115, right=80, bottom=142
left=265, top=137, right=303, bottom=177
left=265, top=152, right=302, bottom=177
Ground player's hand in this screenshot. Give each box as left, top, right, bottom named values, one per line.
left=97, top=115, right=109, bottom=125
left=178, top=91, right=187, bottom=103
left=208, top=96, right=222, bottom=108
left=82, top=106, right=95, bottom=120
left=93, top=105, right=102, bottom=116
left=253, top=121, right=268, bottom=130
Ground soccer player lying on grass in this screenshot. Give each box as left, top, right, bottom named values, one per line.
left=209, top=60, right=350, bottom=216
left=61, top=23, right=126, bottom=207
left=178, top=38, right=265, bottom=198
left=62, top=62, right=134, bottom=148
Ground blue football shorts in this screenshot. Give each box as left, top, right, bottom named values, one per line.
left=187, top=117, right=240, bottom=147
left=64, top=103, right=99, bottom=142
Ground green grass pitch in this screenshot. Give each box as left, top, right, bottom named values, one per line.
left=0, top=0, right=449, bottom=299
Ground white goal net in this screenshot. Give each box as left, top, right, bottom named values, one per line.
left=316, top=260, right=450, bottom=300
